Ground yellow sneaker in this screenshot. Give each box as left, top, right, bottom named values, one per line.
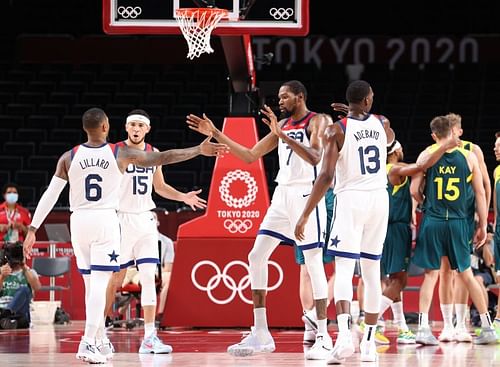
left=359, top=322, right=390, bottom=345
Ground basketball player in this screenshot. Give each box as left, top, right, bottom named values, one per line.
left=414, top=113, right=492, bottom=344
left=187, top=80, right=333, bottom=360
left=22, top=108, right=228, bottom=363
left=377, top=137, right=458, bottom=345
left=411, top=116, right=497, bottom=345
left=103, top=109, right=207, bottom=354
left=492, top=131, right=500, bottom=336
left=295, top=80, right=394, bottom=363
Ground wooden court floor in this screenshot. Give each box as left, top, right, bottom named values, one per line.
left=1, top=321, right=499, bottom=366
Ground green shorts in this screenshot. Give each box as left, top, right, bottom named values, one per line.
left=412, top=216, right=471, bottom=272
left=381, top=222, right=412, bottom=275
left=295, top=188, right=334, bottom=265
left=494, top=225, right=500, bottom=271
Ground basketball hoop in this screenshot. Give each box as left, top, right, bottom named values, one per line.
left=175, top=8, right=228, bottom=60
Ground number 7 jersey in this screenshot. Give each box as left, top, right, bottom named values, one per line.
left=68, top=143, right=123, bottom=211
left=334, top=114, right=387, bottom=194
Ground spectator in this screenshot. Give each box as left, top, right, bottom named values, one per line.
left=0, top=242, right=41, bottom=329
left=0, top=183, right=31, bottom=243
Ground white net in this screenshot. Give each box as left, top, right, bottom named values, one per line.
left=175, top=8, right=228, bottom=60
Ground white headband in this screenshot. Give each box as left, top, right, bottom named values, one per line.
left=387, top=140, right=402, bottom=155
left=126, top=114, right=150, bottom=126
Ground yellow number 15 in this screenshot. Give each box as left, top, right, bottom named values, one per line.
left=433, top=177, right=460, bottom=201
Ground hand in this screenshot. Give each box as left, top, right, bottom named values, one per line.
left=186, top=113, right=217, bottom=137
left=294, top=215, right=309, bottom=241
left=23, top=230, right=36, bottom=260
left=260, top=105, right=282, bottom=137
left=1, top=263, right=12, bottom=277
left=182, top=189, right=207, bottom=211
left=199, top=135, right=229, bottom=157
left=331, top=102, right=349, bottom=118
left=473, top=225, right=487, bottom=249
left=442, top=134, right=460, bottom=150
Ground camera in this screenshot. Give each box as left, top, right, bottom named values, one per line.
left=0, top=242, right=24, bottom=267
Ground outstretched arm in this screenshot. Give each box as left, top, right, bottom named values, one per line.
left=186, top=113, right=277, bottom=163
left=294, top=124, right=341, bottom=240
left=23, top=152, right=70, bottom=258
left=152, top=167, right=207, bottom=211
left=118, top=135, right=228, bottom=171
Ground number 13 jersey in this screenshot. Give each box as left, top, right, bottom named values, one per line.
left=334, top=114, right=387, bottom=194
left=68, top=143, right=123, bottom=211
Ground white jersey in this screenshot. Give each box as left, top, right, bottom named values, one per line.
left=68, top=143, right=122, bottom=211
left=275, top=112, right=322, bottom=186
left=117, top=141, right=157, bottom=213
left=334, top=114, right=388, bottom=194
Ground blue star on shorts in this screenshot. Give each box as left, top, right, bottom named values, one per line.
left=330, top=235, right=341, bottom=248
left=108, top=250, right=119, bottom=263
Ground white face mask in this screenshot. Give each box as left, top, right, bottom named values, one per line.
left=5, top=193, right=18, bottom=205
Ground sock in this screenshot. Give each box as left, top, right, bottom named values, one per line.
left=317, top=318, right=328, bottom=334
left=337, top=313, right=351, bottom=336
left=144, top=322, right=155, bottom=339
left=391, top=301, right=408, bottom=331
left=254, top=307, right=268, bottom=330
left=362, top=323, right=377, bottom=343
left=440, top=304, right=454, bottom=329
left=379, top=295, right=393, bottom=320
left=419, top=312, right=429, bottom=329
left=454, top=304, right=467, bottom=329
left=480, top=313, right=493, bottom=329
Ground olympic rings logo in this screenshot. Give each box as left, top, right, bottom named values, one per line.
left=191, top=260, right=283, bottom=305
left=219, top=170, right=258, bottom=208
left=269, top=7, right=294, bottom=20
left=117, top=6, right=142, bottom=19
left=223, top=219, right=253, bottom=234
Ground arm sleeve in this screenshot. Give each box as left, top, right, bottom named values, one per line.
left=30, top=176, right=67, bottom=230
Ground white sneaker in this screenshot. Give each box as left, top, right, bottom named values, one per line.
left=139, top=333, right=173, bottom=354
left=360, top=340, right=378, bottom=362
left=76, top=338, right=107, bottom=364
left=97, top=337, right=115, bottom=360
left=303, top=329, right=316, bottom=344
left=454, top=327, right=472, bottom=342
left=302, top=309, right=318, bottom=332
left=227, top=327, right=275, bottom=357
left=327, top=333, right=355, bottom=364
left=305, top=333, right=333, bottom=360
left=438, top=327, right=455, bottom=342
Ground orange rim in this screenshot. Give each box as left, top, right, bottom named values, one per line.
left=175, top=8, right=228, bottom=19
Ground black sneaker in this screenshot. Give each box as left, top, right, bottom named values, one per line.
left=0, top=318, right=17, bottom=330
left=105, top=316, right=114, bottom=330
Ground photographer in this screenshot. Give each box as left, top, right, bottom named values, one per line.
left=0, top=242, right=40, bottom=329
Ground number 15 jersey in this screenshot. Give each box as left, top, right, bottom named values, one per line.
left=68, top=143, right=123, bottom=211
left=334, top=114, right=387, bottom=194
left=116, top=141, right=157, bottom=213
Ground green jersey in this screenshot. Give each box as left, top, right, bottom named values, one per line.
left=423, top=146, right=473, bottom=220
left=386, top=163, right=411, bottom=224
left=495, top=166, right=500, bottom=222
left=0, top=269, right=33, bottom=309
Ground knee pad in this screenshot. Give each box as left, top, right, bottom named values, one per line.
left=248, top=235, right=280, bottom=290
left=334, top=257, right=356, bottom=303
left=303, top=248, right=328, bottom=300
left=360, top=258, right=381, bottom=314
left=138, top=263, right=157, bottom=306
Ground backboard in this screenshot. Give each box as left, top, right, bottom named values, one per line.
left=103, top=0, right=309, bottom=36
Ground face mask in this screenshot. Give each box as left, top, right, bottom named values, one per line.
left=5, top=193, right=18, bottom=204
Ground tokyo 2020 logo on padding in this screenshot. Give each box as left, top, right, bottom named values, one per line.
left=219, top=170, right=258, bottom=209
left=191, top=260, right=283, bottom=305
